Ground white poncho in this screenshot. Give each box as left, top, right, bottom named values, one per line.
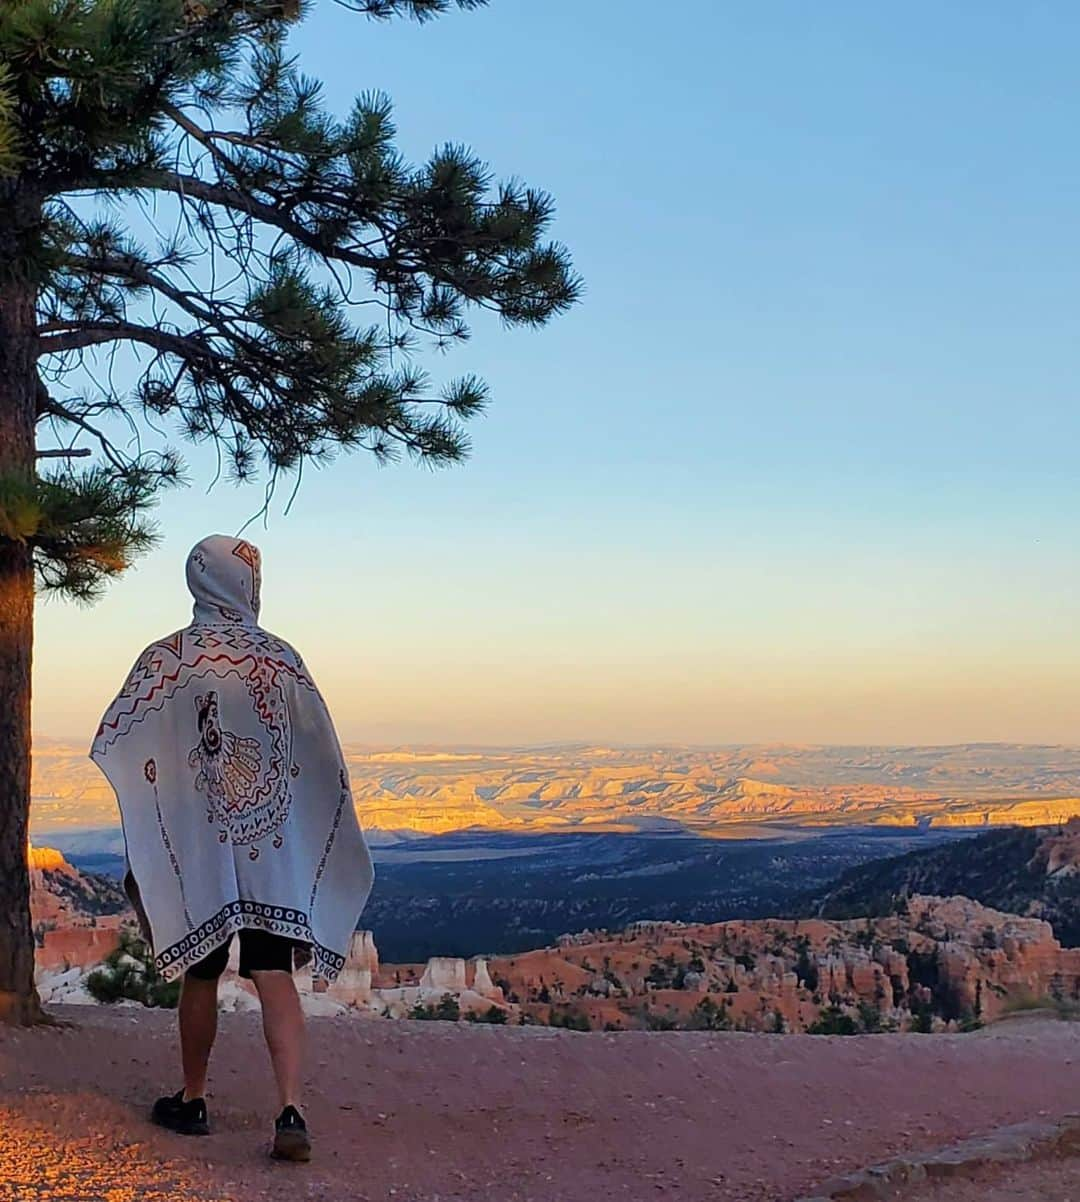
left=90, top=534, right=374, bottom=982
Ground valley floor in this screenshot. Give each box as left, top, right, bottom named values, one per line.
left=1, top=1008, right=1078, bottom=1202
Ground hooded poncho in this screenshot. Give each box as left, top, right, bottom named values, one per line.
left=90, top=534, right=374, bottom=981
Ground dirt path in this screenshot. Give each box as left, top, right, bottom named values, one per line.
left=1, top=1007, right=1078, bottom=1202
left=905, top=1157, right=1080, bottom=1201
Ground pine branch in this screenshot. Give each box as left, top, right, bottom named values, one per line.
left=38, top=393, right=155, bottom=477
left=134, top=165, right=578, bottom=321
left=0, top=63, right=20, bottom=178
left=4, top=0, right=579, bottom=597
left=135, top=168, right=390, bottom=271
left=38, top=320, right=214, bottom=360
left=333, top=0, right=487, bottom=18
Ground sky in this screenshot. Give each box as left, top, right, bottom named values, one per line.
left=31, top=1, right=1080, bottom=746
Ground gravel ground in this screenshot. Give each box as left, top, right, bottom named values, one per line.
left=902, top=1156, right=1080, bottom=1201
left=1, top=1007, right=1078, bottom=1202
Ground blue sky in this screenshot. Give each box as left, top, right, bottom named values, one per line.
left=34, top=1, right=1080, bottom=744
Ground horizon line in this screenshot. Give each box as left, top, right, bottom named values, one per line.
left=30, top=735, right=1080, bottom=753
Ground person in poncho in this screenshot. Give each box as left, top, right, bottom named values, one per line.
left=90, top=534, right=373, bottom=1161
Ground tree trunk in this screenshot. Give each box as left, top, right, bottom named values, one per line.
left=0, top=186, right=44, bottom=1025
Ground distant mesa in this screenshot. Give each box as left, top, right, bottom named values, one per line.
left=31, top=741, right=1080, bottom=843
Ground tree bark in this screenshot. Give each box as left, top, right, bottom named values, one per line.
left=0, top=184, right=45, bottom=1026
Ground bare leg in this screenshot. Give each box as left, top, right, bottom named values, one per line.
left=179, top=974, right=219, bottom=1100
left=250, top=970, right=305, bottom=1111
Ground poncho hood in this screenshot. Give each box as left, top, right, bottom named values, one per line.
left=187, top=533, right=261, bottom=626
left=90, top=535, right=373, bottom=982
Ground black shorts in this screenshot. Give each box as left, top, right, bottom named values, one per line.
left=186, top=929, right=297, bottom=981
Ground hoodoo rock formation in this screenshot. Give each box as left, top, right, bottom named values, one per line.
left=29, top=847, right=1078, bottom=1035
left=369, top=953, right=507, bottom=1018
left=320, top=931, right=380, bottom=1006
left=489, top=895, right=1080, bottom=1032
left=419, top=957, right=467, bottom=992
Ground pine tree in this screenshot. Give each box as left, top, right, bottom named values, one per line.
left=0, top=0, right=579, bottom=1025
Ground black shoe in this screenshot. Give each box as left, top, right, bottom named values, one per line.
left=151, top=1089, right=210, bottom=1136
left=271, top=1105, right=311, bottom=1162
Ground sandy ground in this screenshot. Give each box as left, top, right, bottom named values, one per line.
left=0, top=1008, right=1079, bottom=1202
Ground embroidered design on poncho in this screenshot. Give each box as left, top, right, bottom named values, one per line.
left=188, top=689, right=287, bottom=853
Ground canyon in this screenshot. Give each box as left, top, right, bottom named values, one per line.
left=31, top=841, right=1080, bottom=1036
left=487, top=893, right=1080, bottom=1032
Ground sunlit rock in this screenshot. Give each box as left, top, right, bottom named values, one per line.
left=420, top=957, right=467, bottom=992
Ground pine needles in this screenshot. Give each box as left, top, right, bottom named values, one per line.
left=0, top=0, right=578, bottom=598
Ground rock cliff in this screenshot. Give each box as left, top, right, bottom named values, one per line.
left=28, top=844, right=129, bottom=934
left=803, top=821, right=1080, bottom=946
left=487, top=894, right=1080, bottom=1033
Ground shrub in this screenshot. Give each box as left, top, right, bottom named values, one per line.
left=645, top=961, right=673, bottom=989
left=409, top=993, right=461, bottom=1022
left=794, top=939, right=819, bottom=992
left=909, top=1007, right=933, bottom=1034
left=1000, top=993, right=1080, bottom=1021
left=549, top=1008, right=591, bottom=1031
left=687, top=997, right=731, bottom=1031
left=465, top=1005, right=508, bottom=1025
left=906, top=949, right=967, bottom=1022
left=85, top=929, right=180, bottom=1009
left=644, top=1010, right=678, bottom=1031
left=807, top=1005, right=858, bottom=1036
left=857, top=1001, right=883, bottom=1034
